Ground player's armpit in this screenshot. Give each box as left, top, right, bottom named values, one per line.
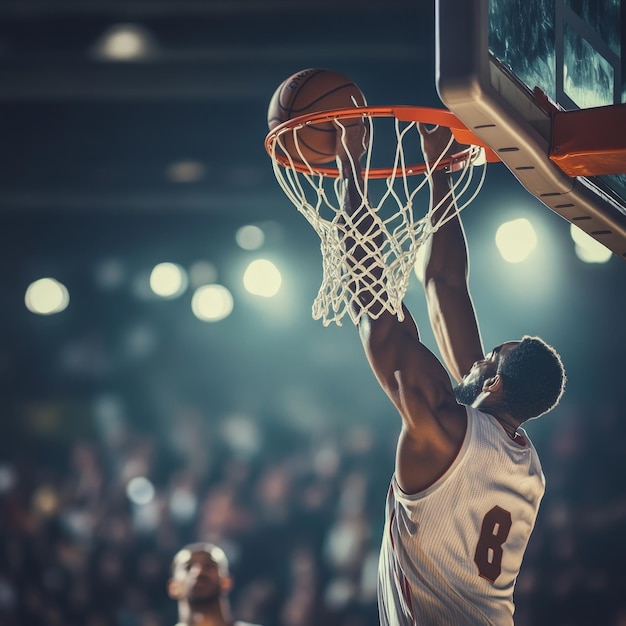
left=395, top=399, right=467, bottom=494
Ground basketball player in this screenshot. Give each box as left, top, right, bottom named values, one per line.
left=168, top=542, right=261, bottom=626
left=335, top=122, right=566, bottom=625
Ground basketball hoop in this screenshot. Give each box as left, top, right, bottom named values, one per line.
left=265, top=105, right=499, bottom=326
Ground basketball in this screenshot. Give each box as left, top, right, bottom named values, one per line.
left=267, top=68, right=367, bottom=164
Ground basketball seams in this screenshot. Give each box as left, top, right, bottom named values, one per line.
left=267, top=68, right=366, bottom=164
left=279, top=68, right=326, bottom=112
left=286, top=84, right=359, bottom=115
left=295, top=126, right=338, bottom=159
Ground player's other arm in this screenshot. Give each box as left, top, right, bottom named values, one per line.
left=336, top=125, right=466, bottom=493
left=358, top=307, right=466, bottom=492
left=419, top=125, right=485, bottom=383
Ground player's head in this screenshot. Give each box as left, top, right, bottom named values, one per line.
left=496, top=335, right=566, bottom=421
left=455, top=335, right=566, bottom=422
left=167, top=542, right=232, bottom=606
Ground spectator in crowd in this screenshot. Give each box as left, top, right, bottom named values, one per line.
left=168, top=542, right=262, bottom=626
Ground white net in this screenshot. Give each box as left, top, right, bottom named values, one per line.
left=268, top=114, right=487, bottom=326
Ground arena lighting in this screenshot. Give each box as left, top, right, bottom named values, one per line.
left=236, top=225, right=265, bottom=251
left=126, top=476, right=155, bottom=506
left=91, top=24, right=156, bottom=61
left=569, top=224, right=612, bottom=264
left=149, top=262, right=188, bottom=298
left=191, top=284, right=234, bottom=322
left=25, top=277, right=70, bottom=315
left=166, top=161, right=206, bottom=183
left=495, top=219, right=538, bottom=263
left=243, top=259, right=282, bottom=297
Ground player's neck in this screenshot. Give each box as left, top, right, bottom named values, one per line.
left=473, top=395, right=520, bottom=438
left=498, top=419, right=520, bottom=439
left=177, top=601, right=233, bottom=626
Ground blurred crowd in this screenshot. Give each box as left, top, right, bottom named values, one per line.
left=1, top=395, right=626, bottom=626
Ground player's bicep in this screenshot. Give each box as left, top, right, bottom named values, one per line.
left=424, top=278, right=484, bottom=382
left=391, top=346, right=458, bottom=435
left=360, top=311, right=455, bottom=430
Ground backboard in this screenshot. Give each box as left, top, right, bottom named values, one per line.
left=436, top=0, right=626, bottom=260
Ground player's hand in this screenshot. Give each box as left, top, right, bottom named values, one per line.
left=335, top=118, right=368, bottom=162
left=417, top=123, right=465, bottom=168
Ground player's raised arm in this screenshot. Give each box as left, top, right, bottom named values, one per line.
left=418, top=124, right=485, bottom=383
left=335, top=123, right=466, bottom=494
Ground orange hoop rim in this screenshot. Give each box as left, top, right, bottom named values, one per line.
left=265, top=105, right=500, bottom=178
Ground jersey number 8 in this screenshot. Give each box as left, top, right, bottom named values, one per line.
left=474, top=505, right=512, bottom=583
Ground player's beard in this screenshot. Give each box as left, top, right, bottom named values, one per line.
left=187, top=580, right=222, bottom=607
left=454, top=373, right=486, bottom=406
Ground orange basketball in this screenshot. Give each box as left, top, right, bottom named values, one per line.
left=267, top=68, right=367, bottom=164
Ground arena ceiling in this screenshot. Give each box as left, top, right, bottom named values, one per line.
left=0, top=0, right=429, bottom=217
left=1, top=0, right=623, bottom=426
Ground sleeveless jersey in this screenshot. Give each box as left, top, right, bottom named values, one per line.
left=377, top=405, right=545, bottom=626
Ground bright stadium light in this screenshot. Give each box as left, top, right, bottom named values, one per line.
left=570, top=224, right=611, bottom=264
left=191, top=284, right=234, bottom=322
left=92, top=24, right=155, bottom=61
left=25, top=277, right=70, bottom=315
left=149, top=262, right=188, bottom=298
left=495, top=218, right=537, bottom=263
left=243, top=259, right=282, bottom=297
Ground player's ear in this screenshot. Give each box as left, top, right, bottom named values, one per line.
left=167, top=578, right=182, bottom=599
left=220, top=575, right=234, bottom=593
left=482, top=374, right=503, bottom=393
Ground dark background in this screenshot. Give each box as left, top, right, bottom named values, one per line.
left=1, top=2, right=625, bottom=625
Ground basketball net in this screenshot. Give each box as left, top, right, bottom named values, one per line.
left=267, top=112, right=487, bottom=326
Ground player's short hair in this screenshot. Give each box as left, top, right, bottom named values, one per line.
left=497, top=335, right=566, bottom=422
left=171, top=542, right=229, bottom=577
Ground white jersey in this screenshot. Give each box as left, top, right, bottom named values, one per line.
left=378, top=405, right=545, bottom=626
